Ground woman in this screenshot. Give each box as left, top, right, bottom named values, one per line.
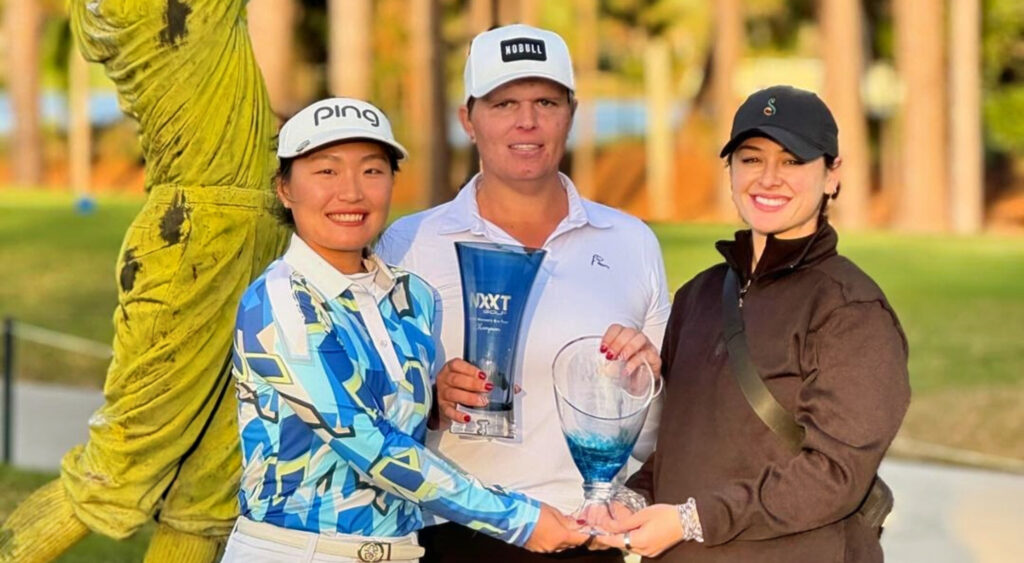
left=223, top=97, right=589, bottom=562
left=595, top=85, right=910, bottom=562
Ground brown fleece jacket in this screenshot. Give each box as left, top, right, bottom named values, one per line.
left=628, top=222, right=910, bottom=562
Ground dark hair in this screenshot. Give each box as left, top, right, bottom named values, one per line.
left=819, top=154, right=841, bottom=220
left=273, top=144, right=402, bottom=229
left=274, top=157, right=297, bottom=227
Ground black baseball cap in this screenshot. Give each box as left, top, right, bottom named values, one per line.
left=719, top=85, right=838, bottom=161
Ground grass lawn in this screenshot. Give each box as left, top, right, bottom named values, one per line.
left=0, top=190, right=1020, bottom=561
left=0, top=465, right=153, bottom=561
left=1, top=189, right=1022, bottom=458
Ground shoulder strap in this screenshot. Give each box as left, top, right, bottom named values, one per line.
left=721, top=269, right=893, bottom=529
left=721, top=268, right=805, bottom=451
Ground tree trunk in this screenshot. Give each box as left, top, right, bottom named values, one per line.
left=645, top=36, right=676, bottom=221
left=409, top=0, right=451, bottom=206
left=248, top=0, right=297, bottom=117
left=949, top=0, right=983, bottom=233
left=69, top=45, right=91, bottom=199
left=328, top=0, right=372, bottom=99
left=893, top=0, right=948, bottom=231
left=495, top=0, right=539, bottom=25
left=6, top=0, right=43, bottom=186
left=517, top=0, right=540, bottom=25
left=572, top=0, right=598, bottom=200
left=713, top=0, right=743, bottom=220
left=470, top=0, right=496, bottom=34
left=820, top=0, right=870, bottom=229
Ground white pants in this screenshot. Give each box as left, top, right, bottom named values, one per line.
left=220, top=518, right=421, bottom=563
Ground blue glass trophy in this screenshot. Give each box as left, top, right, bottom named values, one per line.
left=552, top=335, right=660, bottom=533
left=452, top=241, right=546, bottom=439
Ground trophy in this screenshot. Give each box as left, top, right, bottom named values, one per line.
left=451, top=241, right=546, bottom=439
left=552, top=335, right=660, bottom=533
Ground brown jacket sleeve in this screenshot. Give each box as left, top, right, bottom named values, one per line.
left=695, top=300, right=910, bottom=545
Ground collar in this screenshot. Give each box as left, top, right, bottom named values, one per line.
left=282, top=233, right=401, bottom=300
left=716, top=221, right=838, bottom=281
left=436, top=172, right=613, bottom=236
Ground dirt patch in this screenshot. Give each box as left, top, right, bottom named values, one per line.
left=898, top=383, right=1024, bottom=460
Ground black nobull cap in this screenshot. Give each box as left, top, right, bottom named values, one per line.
left=719, top=85, right=838, bottom=161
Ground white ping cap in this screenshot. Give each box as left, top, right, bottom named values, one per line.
left=463, top=24, right=575, bottom=102
left=277, top=97, right=408, bottom=160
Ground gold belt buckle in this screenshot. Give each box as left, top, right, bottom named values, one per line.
left=357, top=541, right=387, bottom=562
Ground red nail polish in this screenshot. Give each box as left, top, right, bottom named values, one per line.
left=463, top=415, right=471, bottom=423
left=599, top=344, right=607, bottom=353
left=606, top=352, right=615, bottom=360
left=484, top=383, right=494, bottom=391
left=478, top=371, right=487, bottom=380
left=576, top=519, right=587, bottom=525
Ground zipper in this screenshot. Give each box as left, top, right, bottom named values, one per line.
left=738, top=278, right=752, bottom=308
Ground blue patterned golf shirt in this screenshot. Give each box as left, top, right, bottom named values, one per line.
left=231, top=234, right=540, bottom=544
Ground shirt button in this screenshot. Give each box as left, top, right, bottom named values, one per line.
left=378, top=338, right=390, bottom=347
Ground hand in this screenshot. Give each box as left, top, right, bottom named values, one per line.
left=523, top=504, right=590, bottom=553
left=601, top=324, right=662, bottom=380
left=580, top=501, right=635, bottom=538
left=591, top=504, right=684, bottom=558
left=434, top=359, right=489, bottom=428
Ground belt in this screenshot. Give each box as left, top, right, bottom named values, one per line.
left=234, top=517, right=426, bottom=562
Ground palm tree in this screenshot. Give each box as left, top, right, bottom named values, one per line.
left=408, top=0, right=451, bottom=206
left=68, top=44, right=90, bottom=199
left=469, top=0, right=496, bottom=32
left=893, top=0, right=948, bottom=231
left=820, top=0, right=871, bottom=229
left=645, top=33, right=676, bottom=221
left=328, top=0, right=372, bottom=99
left=949, top=0, right=983, bottom=233
left=248, top=0, right=297, bottom=117
left=713, top=0, right=743, bottom=220
left=572, top=0, right=599, bottom=200
left=5, top=0, right=43, bottom=186
left=498, top=0, right=538, bottom=24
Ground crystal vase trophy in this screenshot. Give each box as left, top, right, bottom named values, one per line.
left=451, top=242, right=546, bottom=439
left=552, top=335, right=660, bottom=533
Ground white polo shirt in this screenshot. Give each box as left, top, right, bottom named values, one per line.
left=376, top=173, right=670, bottom=514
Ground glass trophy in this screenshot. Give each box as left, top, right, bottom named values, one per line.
left=552, top=335, right=660, bottom=533
left=451, top=241, right=546, bottom=439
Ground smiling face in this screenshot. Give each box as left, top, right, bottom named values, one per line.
left=458, top=78, right=574, bottom=189
left=729, top=136, right=840, bottom=247
left=277, top=140, right=394, bottom=273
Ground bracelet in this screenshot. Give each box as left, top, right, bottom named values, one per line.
left=611, top=487, right=648, bottom=513
left=677, top=497, right=704, bottom=543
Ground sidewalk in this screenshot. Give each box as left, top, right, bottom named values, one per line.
left=3, top=381, right=1023, bottom=561
left=1, top=380, right=104, bottom=470
left=879, top=458, right=1024, bottom=563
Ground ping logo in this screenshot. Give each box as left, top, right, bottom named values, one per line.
left=500, top=38, right=547, bottom=62
left=313, top=102, right=381, bottom=128
left=763, top=97, right=777, bottom=116
left=473, top=292, right=511, bottom=313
